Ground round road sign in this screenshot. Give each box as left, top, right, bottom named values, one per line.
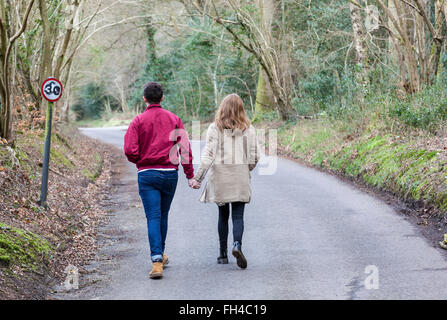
left=41, top=77, right=63, bottom=102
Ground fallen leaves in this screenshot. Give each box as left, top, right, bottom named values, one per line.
left=0, top=125, right=114, bottom=299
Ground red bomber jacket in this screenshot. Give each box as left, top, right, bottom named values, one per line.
left=124, top=104, right=194, bottom=179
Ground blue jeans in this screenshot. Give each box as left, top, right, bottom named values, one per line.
left=138, top=170, right=178, bottom=262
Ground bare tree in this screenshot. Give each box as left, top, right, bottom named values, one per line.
left=349, top=0, right=369, bottom=98
left=0, top=0, right=36, bottom=139
left=375, top=0, right=446, bottom=92
left=182, top=0, right=295, bottom=120
left=38, top=0, right=52, bottom=100
left=253, top=0, right=274, bottom=121
left=54, top=0, right=81, bottom=79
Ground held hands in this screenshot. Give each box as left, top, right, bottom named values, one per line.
left=188, top=178, right=201, bottom=189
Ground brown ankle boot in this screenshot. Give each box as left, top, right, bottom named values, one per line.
left=149, top=262, right=163, bottom=279
left=162, top=254, right=169, bottom=266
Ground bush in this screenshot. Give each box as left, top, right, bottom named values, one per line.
left=127, top=18, right=257, bottom=121
left=389, top=83, right=447, bottom=133
left=72, top=83, right=118, bottom=121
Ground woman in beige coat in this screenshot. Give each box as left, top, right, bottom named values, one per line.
left=192, top=94, right=260, bottom=269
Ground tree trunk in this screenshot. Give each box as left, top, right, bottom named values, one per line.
left=54, top=0, right=81, bottom=79
left=350, top=2, right=368, bottom=71
left=252, top=0, right=274, bottom=121
left=0, top=2, right=11, bottom=139
left=0, top=1, right=10, bottom=139
left=257, top=0, right=294, bottom=120
left=61, top=58, right=74, bottom=122
left=388, top=0, right=399, bottom=65
left=0, top=0, right=35, bottom=139
left=252, top=66, right=273, bottom=122
left=427, top=0, right=445, bottom=82
left=16, top=55, right=39, bottom=107
left=415, top=4, right=427, bottom=83
left=378, top=0, right=420, bottom=92
left=270, top=78, right=294, bottom=121
left=38, top=0, right=52, bottom=110
left=349, top=1, right=369, bottom=104
left=395, top=0, right=420, bottom=92
left=0, top=87, right=11, bottom=140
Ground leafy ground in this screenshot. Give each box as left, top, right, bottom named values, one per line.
left=0, top=124, right=113, bottom=299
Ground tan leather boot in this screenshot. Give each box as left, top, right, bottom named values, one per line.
left=162, top=254, right=169, bottom=266
left=149, top=262, right=163, bottom=279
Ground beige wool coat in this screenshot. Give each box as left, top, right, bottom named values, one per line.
left=194, top=123, right=260, bottom=204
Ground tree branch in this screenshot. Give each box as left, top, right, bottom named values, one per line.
left=413, top=0, right=442, bottom=42
left=4, top=0, right=36, bottom=72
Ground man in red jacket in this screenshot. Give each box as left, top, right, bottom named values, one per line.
left=124, top=82, right=199, bottom=279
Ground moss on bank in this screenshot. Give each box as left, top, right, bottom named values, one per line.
left=278, top=120, right=447, bottom=214
left=0, top=223, right=52, bottom=272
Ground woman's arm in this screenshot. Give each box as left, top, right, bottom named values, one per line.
left=193, top=124, right=219, bottom=183
left=249, top=128, right=261, bottom=171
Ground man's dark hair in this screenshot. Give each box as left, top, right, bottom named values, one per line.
left=143, top=82, right=163, bottom=104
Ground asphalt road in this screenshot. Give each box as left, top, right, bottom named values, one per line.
left=59, top=126, right=447, bottom=300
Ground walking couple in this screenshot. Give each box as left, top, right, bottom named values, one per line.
left=124, top=82, right=260, bottom=279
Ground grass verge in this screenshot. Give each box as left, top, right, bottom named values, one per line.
left=275, top=116, right=447, bottom=217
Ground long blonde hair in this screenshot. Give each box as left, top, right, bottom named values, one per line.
left=215, top=94, right=250, bottom=132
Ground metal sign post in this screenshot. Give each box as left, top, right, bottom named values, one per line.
left=39, top=77, right=63, bottom=207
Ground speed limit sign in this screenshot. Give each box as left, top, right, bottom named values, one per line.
left=41, top=77, right=63, bottom=102
left=38, top=77, right=63, bottom=207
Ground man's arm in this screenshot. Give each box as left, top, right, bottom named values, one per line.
left=176, top=118, right=194, bottom=179
left=124, top=117, right=140, bottom=163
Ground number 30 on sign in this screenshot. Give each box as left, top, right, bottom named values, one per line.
left=41, top=77, right=63, bottom=102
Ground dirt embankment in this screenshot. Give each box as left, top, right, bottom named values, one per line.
left=0, top=125, right=116, bottom=299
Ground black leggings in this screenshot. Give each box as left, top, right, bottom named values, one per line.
left=218, top=202, right=245, bottom=250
